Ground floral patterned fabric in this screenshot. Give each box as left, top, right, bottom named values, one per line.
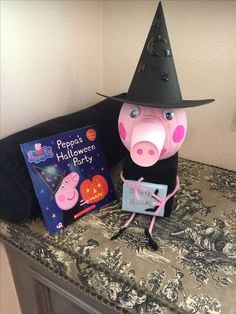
left=0, top=158, right=236, bottom=314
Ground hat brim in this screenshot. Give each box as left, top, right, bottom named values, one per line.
left=96, top=92, right=214, bottom=108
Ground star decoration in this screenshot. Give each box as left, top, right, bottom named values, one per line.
left=160, top=72, right=169, bottom=81
left=164, top=48, right=171, bottom=57
left=158, top=34, right=167, bottom=44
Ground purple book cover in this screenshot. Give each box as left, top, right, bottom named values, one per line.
left=20, top=125, right=116, bottom=235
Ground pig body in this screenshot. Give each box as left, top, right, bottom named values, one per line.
left=100, top=2, right=213, bottom=250
left=112, top=103, right=187, bottom=250
left=122, top=151, right=178, bottom=217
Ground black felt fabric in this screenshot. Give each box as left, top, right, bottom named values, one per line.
left=122, top=152, right=178, bottom=216
left=0, top=95, right=127, bottom=223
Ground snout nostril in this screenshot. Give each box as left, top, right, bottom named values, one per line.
left=148, top=149, right=155, bottom=156
left=137, top=149, right=143, bottom=155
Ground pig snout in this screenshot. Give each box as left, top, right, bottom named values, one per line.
left=130, top=118, right=166, bottom=167
left=70, top=172, right=79, bottom=183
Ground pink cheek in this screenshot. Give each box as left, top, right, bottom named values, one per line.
left=57, top=194, right=65, bottom=203
left=172, top=125, right=185, bottom=143
left=118, top=122, right=126, bottom=141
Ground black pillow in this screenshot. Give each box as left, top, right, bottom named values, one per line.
left=0, top=95, right=127, bottom=223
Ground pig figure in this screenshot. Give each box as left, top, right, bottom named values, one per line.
left=55, top=172, right=80, bottom=210
left=97, top=2, right=214, bottom=249
left=111, top=104, right=187, bottom=250
left=55, top=172, right=91, bottom=226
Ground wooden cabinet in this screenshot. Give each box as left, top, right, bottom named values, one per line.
left=5, top=244, right=118, bottom=314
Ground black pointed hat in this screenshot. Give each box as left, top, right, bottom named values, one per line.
left=97, top=2, right=214, bottom=108
left=34, top=166, right=64, bottom=197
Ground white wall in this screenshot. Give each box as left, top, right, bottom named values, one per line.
left=1, top=0, right=103, bottom=138
left=103, top=0, right=236, bottom=171
left=1, top=0, right=236, bottom=172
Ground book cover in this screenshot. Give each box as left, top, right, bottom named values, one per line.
left=122, top=180, right=167, bottom=216
left=20, top=125, right=116, bottom=235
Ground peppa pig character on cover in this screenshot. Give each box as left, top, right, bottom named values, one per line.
left=54, top=172, right=80, bottom=210
left=34, top=143, right=43, bottom=155
left=34, top=167, right=88, bottom=226
left=97, top=2, right=214, bottom=250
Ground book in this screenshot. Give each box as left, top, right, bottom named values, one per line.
left=122, top=180, right=167, bottom=216
left=20, top=125, right=116, bottom=234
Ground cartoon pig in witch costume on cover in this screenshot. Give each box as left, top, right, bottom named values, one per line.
left=97, top=2, right=214, bottom=250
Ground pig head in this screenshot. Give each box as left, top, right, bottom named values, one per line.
left=55, top=172, right=80, bottom=210
left=118, top=104, right=187, bottom=167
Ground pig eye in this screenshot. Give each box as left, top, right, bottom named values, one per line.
left=163, top=109, right=174, bottom=120
left=129, top=106, right=140, bottom=118
left=65, top=180, right=68, bottom=184
left=61, top=185, right=65, bottom=189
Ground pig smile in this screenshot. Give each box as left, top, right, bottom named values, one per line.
left=67, top=191, right=76, bottom=201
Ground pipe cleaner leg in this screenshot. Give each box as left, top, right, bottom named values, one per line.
left=111, top=212, right=137, bottom=240
left=144, top=176, right=180, bottom=250
left=145, top=215, right=158, bottom=250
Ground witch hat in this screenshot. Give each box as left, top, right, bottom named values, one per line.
left=97, top=2, right=214, bottom=108
left=34, top=166, right=64, bottom=198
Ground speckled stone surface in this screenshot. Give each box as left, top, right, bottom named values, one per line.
left=1, top=159, right=236, bottom=314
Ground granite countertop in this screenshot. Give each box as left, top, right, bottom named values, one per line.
left=0, top=158, right=236, bottom=314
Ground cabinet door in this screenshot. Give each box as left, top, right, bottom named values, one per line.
left=30, top=269, right=101, bottom=314
left=5, top=244, right=118, bottom=314
left=50, top=289, right=90, bottom=314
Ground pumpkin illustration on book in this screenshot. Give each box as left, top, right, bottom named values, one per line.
left=80, top=175, right=109, bottom=203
